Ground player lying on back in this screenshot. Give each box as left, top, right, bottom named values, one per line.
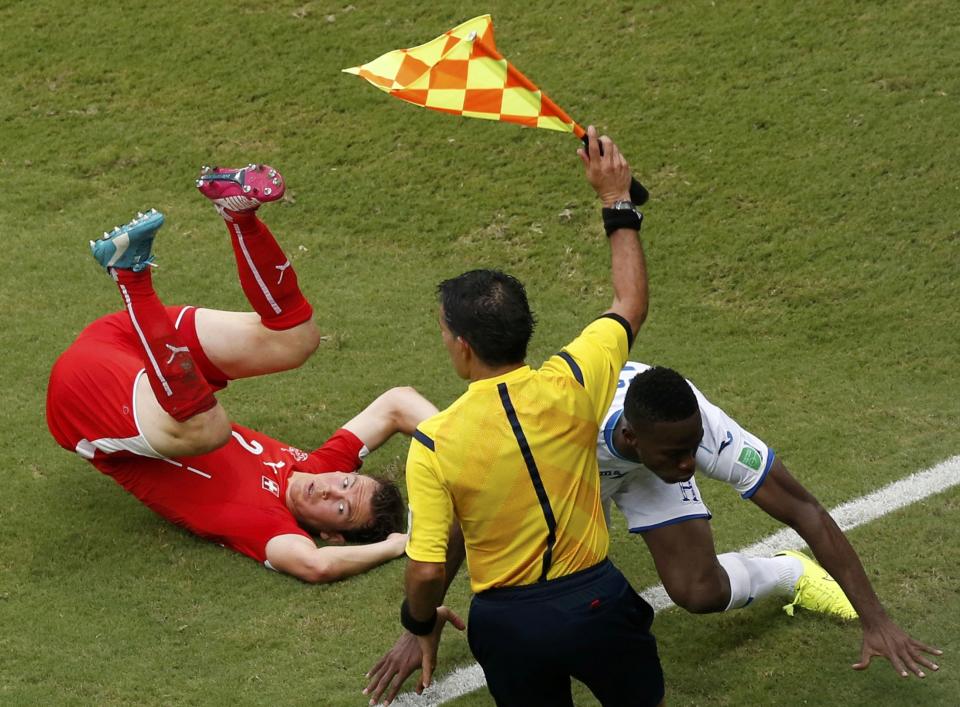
left=602, top=362, right=942, bottom=678
left=46, top=164, right=434, bottom=583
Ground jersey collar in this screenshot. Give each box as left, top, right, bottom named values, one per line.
left=467, top=364, right=532, bottom=391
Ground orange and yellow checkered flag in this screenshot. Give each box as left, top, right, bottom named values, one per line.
left=343, top=14, right=586, bottom=138
left=344, top=14, right=648, bottom=204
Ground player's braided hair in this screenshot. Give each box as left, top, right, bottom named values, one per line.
left=341, top=475, right=405, bottom=544
left=623, top=366, right=697, bottom=426
left=438, top=269, right=537, bottom=366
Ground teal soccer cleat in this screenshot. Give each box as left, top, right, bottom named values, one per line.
left=90, top=209, right=164, bottom=272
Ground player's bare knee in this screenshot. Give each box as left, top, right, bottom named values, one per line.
left=283, top=321, right=321, bottom=366
left=260, top=321, right=321, bottom=371
left=290, top=321, right=322, bottom=362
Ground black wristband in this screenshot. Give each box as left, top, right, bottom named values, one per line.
left=601, top=207, right=643, bottom=237
left=400, top=598, right=438, bottom=636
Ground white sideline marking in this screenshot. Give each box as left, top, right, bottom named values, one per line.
left=390, top=454, right=960, bottom=706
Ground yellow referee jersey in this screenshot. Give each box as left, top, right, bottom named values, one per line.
left=406, top=314, right=632, bottom=593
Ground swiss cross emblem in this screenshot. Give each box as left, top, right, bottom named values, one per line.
left=261, top=476, right=280, bottom=497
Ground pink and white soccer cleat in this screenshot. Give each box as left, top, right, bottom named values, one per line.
left=196, top=164, right=285, bottom=215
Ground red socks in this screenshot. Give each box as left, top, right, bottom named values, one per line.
left=113, top=268, right=218, bottom=422
left=223, top=211, right=313, bottom=330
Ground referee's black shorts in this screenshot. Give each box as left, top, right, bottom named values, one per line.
left=467, top=559, right=664, bottom=707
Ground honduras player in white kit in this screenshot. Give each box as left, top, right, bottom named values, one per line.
left=600, top=363, right=941, bottom=678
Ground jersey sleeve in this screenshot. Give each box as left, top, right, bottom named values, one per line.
left=692, top=385, right=775, bottom=498
left=541, top=315, right=632, bottom=422
left=404, top=428, right=453, bottom=563
left=295, top=428, right=366, bottom=475
left=216, top=505, right=311, bottom=564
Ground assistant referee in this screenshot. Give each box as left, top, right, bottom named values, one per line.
left=395, top=126, right=664, bottom=707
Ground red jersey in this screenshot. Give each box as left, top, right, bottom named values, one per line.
left=92, top=425, right=364, bottom=565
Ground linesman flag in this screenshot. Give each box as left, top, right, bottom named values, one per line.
left=344, top=14, right=648, bottom=203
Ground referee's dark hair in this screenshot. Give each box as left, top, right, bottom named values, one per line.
left=438, top=269, right=537, bottom=366
left=341, top=476, right=405, bottom=544
left=623, top=366, right=698, bottom=426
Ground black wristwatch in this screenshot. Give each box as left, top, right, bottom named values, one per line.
left=601, top=200, right=643, bottom=236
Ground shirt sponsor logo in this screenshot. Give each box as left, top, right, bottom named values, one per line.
left=261, top=476, right=280, bottom=497
left=738, top=446, right=763, bottom=471
left=599, top=469, right=628, bottom=478
left=281, top=446, right=309, bottom=462
left=718, top=430, right=733, bottom=454
left=263, top=460, right=286, bottom=476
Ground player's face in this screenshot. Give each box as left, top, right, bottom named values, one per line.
left=629, top=412, right=703, bottom=484
left=289, top=472, right=377, bottom=533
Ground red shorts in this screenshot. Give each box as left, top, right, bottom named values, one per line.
left=46, top=306, right=229, bottom=460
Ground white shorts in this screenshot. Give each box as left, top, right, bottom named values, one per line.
left=601, top=468, right=711, bottom=533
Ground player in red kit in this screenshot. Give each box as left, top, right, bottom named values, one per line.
left=46, top=164, right=434, bottom=583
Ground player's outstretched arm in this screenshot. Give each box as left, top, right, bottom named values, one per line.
left=751, top=460, right=943, bottom=678
left=264, top=532, right=407, bottom=584
left=577, top=125, right=649, bottom=339
left=365, top=523, right=466, bottom=705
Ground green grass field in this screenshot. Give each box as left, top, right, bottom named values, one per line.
left=2, top=0, right=958, bottom=704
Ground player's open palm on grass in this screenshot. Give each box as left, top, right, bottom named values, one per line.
left=365, top=606, right=464, bottom=705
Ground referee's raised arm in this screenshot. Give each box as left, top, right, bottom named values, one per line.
left=372, top=129, right=666, bottom=707
left=578, top=125, right=649, bottom=342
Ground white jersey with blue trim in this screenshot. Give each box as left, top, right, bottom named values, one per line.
left=598, top=362, right=775, bottom=503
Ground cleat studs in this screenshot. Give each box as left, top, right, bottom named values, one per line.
left=268, top=170, right=276, bottom=178
left=195, top=179, right=204, bottom=187
left=102, top=232, right=110, bottom=238
left=272, top=178, right=280, bottom=185
left=242, top=185, right=252, bottom=193
left=200, top=165, right=212, bottom=175
left=263, top=187, right=272, bottom=196
left=137, top=211, right=144, bottom=218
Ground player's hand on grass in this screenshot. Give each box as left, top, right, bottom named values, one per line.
left=577, top=124, right=632, bottom=207
left=364, top=631, right=421, bottom=706
left=416, top=606, right=465, bottom=694
left=853, top=619, right=942, bottom=678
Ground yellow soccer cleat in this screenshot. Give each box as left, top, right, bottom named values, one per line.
left=775, top=550, right=858, bottom=620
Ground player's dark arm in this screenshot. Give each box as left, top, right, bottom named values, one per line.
left=404, top=521, right=467, bottom=618
left=365, top=522, right=466, bottom=705
left=265, top=533, right=407, bottom=584
left=400, top=528, right=466, bottom=695
left=750, top=460, right=885, bottom=616
left=405, top=560, right=446, bottom=620
left=578, top=125, right=649, bottom=338
left=751, top=459, right=942, bottom=677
